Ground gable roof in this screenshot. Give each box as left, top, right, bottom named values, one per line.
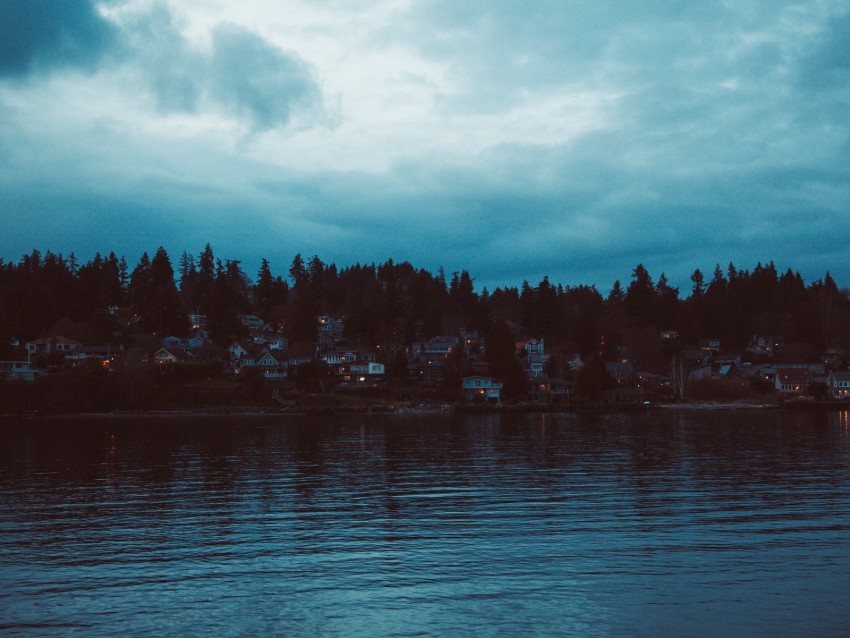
left=775, top=368, right=808, bottom=383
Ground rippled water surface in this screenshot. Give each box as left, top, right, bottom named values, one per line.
left=2, top=409, right=850, bottom=637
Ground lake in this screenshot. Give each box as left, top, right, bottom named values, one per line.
left=2, top=409, right=850, bottom=637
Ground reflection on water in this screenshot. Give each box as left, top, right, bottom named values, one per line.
left=2, top=410, right=850, bottom=637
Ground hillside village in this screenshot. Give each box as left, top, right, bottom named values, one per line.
left=2, top=247, right=850, bottom=413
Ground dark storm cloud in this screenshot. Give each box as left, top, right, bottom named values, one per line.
left=0, top=0, right=116, bottom=76
left=121, top=5, right=323, bottom=129
left=800, top=11, right=850, bottom=92
left=209, top=24, right=322, bottom=129
left=124, top=3, right=204, bottom=112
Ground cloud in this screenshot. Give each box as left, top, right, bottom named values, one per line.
left=800, top=10, right=850, bottom=94
left=121, top=3, right=205, bottom=112
left=209, top=24, right=323, bottom=129
left=1, top=1, right=325, bottom=130
left=1, top=1, right=849, bottom=294
left=0, top=0, right=116, bottom=76
left=120, top=4, right=324, bottom=129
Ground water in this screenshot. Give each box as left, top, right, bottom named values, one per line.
left=2, top=409, right=850, bottom=637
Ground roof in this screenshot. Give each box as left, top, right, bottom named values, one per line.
left=775, top=368, right=809, bottom=383
left=605, top=362, right=635, bottom=378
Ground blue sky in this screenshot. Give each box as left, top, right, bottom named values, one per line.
left=1, top=0, right=849, bottom=293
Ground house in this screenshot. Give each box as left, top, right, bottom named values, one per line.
left=523, top=353, right=547, bottom=378
left=459, top=328, right=484, bottom=352
left=748, top=335, right=783, bottom=359
left=636, top=371, right=671, bottom=394
left=348, top=361, right=386, bottom=383
left=254, top=350, right=288, bottom=379
left=469, top=356, right=491, bottom=376
left=186, top=327, right=211, bottom=349
left=516, top=338, right=545, bottom=356
left=161, top=327, right=210, bottom=351
left=712, top=353, right=742, bottom=378
left=320, top=347, right=382, bottom=381
left=606, top=361, right=636, bottom=385
left=229, top=341, right=250, bottom=361
left=823, top=348, right=848, bottom=371
left=616, top=346, right=633, bottom=363
left=827, top=371, right=850, bottom=399
left=461, top=376, right=502, bottom=403
left=188, top=312, right=208, bottom=328
left=688, top=365, right=713, bottom=382
left=286, top=343, right=315, bottom=369
left=774, top=368, right=809, bottom=394
left=321, top=347, right=360, bottom=366
left=317, top=315, right=345, bottom=348
left=732, top=365, right=762, bottom=380
left=698, top=338, right=722, bottom=352
left=601, top=386, right=647, bottom=404
left=411, top=336, right=460, bottom=357
left=26, top=336, right=82, bottom=356
left=0, top=360, right=40, bottom=381
left=763, top=362, right=825, bottom=375
left=681, top=348, right=711, bottom=368
left=65, top=345, right=121, bottom=367
left=528, top=377, right=573, bottom=403
left=714, top=353, right=742, bottom=367
left=409, top=353, right=446, bottom=385
left=239, top=314, right=274, bottom=338
left=153, top=346, right=194, bottom=364
left=265, top=335, right=289, bottom=351
left=161, top=335, right=184, bottom=349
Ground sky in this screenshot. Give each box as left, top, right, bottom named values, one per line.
left=1, top=0, right=849, bottom=294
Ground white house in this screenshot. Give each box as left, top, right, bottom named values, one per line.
left=255, top=351, right=289, bottom=379
left=827, top=371, right=850, bottom=399
left=774, top=368, right=809, bottom=394
left=26, top=336, right=82, bottom=355
left=516, top=338, right=545, bottom=356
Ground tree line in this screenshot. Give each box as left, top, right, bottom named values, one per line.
left=1, top=246, right=848, bottom=374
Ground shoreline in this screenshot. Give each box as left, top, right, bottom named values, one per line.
left=4, top=399, right=848, bottom=420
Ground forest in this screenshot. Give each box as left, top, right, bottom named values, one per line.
left=1, top=245, right=849, bottom=374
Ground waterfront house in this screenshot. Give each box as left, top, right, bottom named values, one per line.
left=461, top=376, right=502, bottom=403
left=827, top=371, right=850, bottom=399
left=528, top=377, right=573, bottom=403
left=321, top=347, right=382, bottom=381
left=606, top=361, right=636, bottom=385
left=774, top=368, right=809, bottom=395
left=0, top=360, right=40, bottom=381
left=408, top=353, right=445, bottom=385
left=26, top=336, right=82, bottom=356
left=348, top=361, right=386, bottom=383
left=523, top=353, right=547, bottom=378
left=254, top=350, right=289, bottom=379
left=153, top=346, right=193, bottom=364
